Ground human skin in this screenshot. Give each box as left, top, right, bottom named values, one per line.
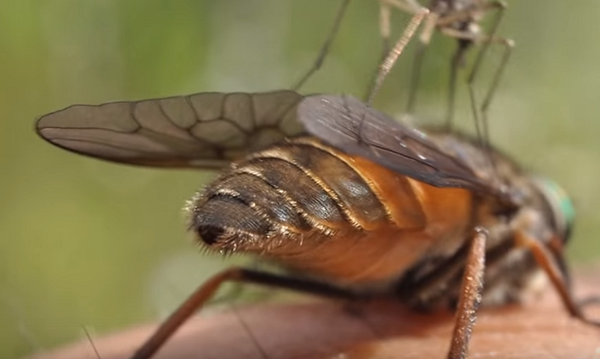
left=23, top=269, right=600, bottom=359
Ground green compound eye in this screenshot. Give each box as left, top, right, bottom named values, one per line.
left=534, top=177, right=576, bottom=243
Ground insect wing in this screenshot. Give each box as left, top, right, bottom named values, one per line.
left=36, top=90, right=305, bottom=169
left=298, top=94, right=501, bottom=194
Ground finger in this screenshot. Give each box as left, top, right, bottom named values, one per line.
left=23, top=272, right=600, bottom=359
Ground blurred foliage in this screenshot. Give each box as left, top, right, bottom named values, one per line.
left=1, top=1, right=600, bottom=358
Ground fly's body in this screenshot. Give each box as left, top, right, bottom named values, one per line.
left=36, top=90, right=595, bottom=359
left=192, top=136, right=472, bottom=286
left=189, top=129, right=557, bottom=309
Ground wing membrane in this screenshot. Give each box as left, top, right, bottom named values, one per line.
left=36, top=90, right=305, bottom=169
left=298, top=94, right=503, bottom=195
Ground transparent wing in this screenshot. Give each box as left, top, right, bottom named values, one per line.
left=36, top=90, right=305, bottom=169
left=298, top=94, right=504, bottom=195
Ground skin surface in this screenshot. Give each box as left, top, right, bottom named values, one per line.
left=22, top=270, right=600, bottom=359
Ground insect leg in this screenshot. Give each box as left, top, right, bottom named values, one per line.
left=395, top=241, right=471, bottom=307
left=379, top=1, right=392, bottom=58
left=129, top=267, right=372, bottom=359
left=292, top=0, right=352, bottom=91
left=467, top=5, right=513, bottom=147
left=546, top=235, right=572, bottom=289
left=514, top=231, right=600, bottom=327
left=377, top=0, right=423, bottom=14
left=441, top=2, right=513, bottom=131
left=208, top=263, right=278, bottom=306
left=376, top=0, right=429, bottom=58
left=367, top=8, right=429, bottom=104
left=446, top=227, right=487, bottom=359
left=82, top=326, right=102, bottom=359
left=364, top=1, right=433, bottom=103
left=404, top=12, right=438, bottom=114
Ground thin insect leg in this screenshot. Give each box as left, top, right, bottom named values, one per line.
left=377, top=0, right=422, bottom=15
left=405, top=13, right=438, bottom=114
left=209, top=260, right=276, bottom=305
left=464, top=43, right=499, bottom=176
left=365, top=0, right=432, bottom=104
left=404, top=41, right=428, bottom=114
left=555, top=222, right=600, bottom=312
left=377, top=0, right=427, bottom=59
left=367, top=9, right=429, bottom=105
left=514, top=231, right=600, bottom=327
left=129, top=267, right=373, bottom=359
left=456, top=1, right=508, bottom=74
left=438, top=7, right=482, bottom=129
left=437, top=2, right=512, bottom=131
left=399, top=237, right=517, bottom=310
left=361, top=1, right=392, bottom=101
left=379, top=1, right=392, bottom=59
left=446, top=43, right=466, bottom=130
left=230, top=305, right=269, bottom=359
left=292, top=0, right=352, bottom=91
left=465, top=2, right=513, bottom=126
left=345, top=94, right=370, bottom=147
left=82, top=326, right=102, bottom=359
left=445, top=39, right=484, bottom=131
left=537, top=235, right=600, bottom=320
left=446, top=227, right=487, bottom=359
left=547, top=235, right=572, bottom=289
left=468, top=81, right=485, bottom=151
left=396, top=240, right=471, bottom=305
left=479, top=38, right=513, bottom=120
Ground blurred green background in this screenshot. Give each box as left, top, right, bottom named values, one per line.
left=2, top=1, right=600, bottom=358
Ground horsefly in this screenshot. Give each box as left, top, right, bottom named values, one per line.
left=36, top=90, right=599, bottom=359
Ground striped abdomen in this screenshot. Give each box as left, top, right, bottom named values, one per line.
left=187, top=137, right=473, bottom=285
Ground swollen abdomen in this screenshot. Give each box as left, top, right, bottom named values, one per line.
left=187, top=137, right=471, bottom=284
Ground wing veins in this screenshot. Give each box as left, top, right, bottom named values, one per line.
left=54, top=137, right=192, bottom=157
left=37, top=90, right=309, bottom=169
left=248, top=94, right=257, bottom=128
left=365, top=141, right=439, bottom=171
left=298, top=94, right=505, bottom=194
left=155, top=99, right=194, bottom=130
left=220, top=93, right=252, bottom=135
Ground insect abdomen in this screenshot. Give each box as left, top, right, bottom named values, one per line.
left=189, top=137, right=390, bottom=245
left=188, top=137, right=472, bottom=283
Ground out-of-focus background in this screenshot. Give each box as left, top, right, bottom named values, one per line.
left=2, top=1, right=600, bottom=358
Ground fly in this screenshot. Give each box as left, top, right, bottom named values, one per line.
left=36, top=90, right=599, bottom=359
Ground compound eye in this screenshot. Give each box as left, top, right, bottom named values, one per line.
left=534, top=177, right=576, bottom=244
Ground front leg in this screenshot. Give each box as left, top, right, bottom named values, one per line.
left=515, top=231, right=600, bottom=327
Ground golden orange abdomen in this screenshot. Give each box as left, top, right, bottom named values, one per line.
left=188, top=137, right=473, bottom=285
